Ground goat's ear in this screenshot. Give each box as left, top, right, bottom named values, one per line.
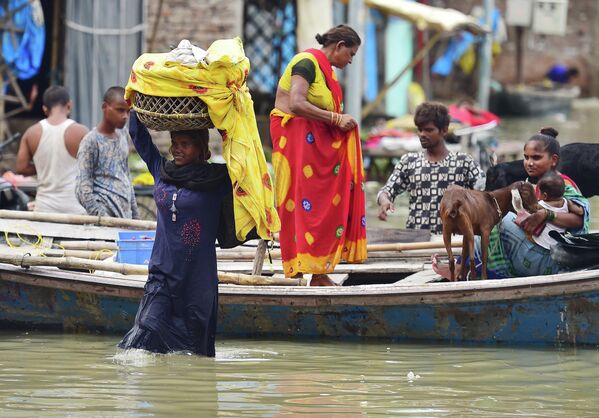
left=489, top=152, right=498, bottom=167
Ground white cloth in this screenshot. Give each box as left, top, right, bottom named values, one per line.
left=165, top=39, right=207, bottom=67
left=533, top=199, right=568, bottom=250
left=33, top=119, right=87, bottom=214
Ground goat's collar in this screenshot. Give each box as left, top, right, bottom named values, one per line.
left=492, top=196, right=502, bottom=219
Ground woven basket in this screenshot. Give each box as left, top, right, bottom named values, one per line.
left=132, top=92, right=214, bottom=131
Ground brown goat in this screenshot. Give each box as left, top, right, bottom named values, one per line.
left=440, top=181, right=538, bottom=281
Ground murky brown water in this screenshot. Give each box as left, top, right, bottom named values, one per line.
left=3, top=101, right=599, bottom=416
left=2, top=331, right=599, bottom=417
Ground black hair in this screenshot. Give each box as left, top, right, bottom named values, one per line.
left=170, top=129, right=211, bottom=160
left=42, top=86, right=70, bottom=108
left=414, top=102, right=450, bottom=131
left=567, top=67, right=580, bottom=78
left=526, top=126, right=561, bottom=157
left=103, top=86, right=126, bottom=104
left=538, top=171, right=565, bottom=200
left=315, top=24, right=361, bottom=48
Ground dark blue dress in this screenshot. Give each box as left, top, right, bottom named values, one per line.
left=118, top=116, right=227, bottom=356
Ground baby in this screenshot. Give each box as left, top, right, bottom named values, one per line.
left=533, top=171, right=583, bottom=249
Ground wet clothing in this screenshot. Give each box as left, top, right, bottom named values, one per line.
left=377, top=151, right=484, bottom=234
left=118, top=113, right=228, bottom=356
left=270, top=49, right=367, bottom=276
left=76, top=128, right=139, bottom=218
left=33, top=119, right=86, bottom=214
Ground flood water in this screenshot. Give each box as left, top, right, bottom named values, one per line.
left=2, top=331, right=599, bottom=417
left=3, top=101, right=599, bottom=416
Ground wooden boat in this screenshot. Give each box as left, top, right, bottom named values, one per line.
left=489, top=84, right=580, bottom=117
left=2, top=211, right=598, bottom=347
left=2, top=260, right=599, bottom=346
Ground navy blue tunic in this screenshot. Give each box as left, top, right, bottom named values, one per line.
left=118, top=116, right=227, bottom=356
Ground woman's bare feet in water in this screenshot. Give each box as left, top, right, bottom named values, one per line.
left=310, top=274, right=337, bottom=286
left=431, top=254, right=461, bottom=281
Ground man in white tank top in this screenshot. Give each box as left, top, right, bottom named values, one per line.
left=16, top=86, right=88, bottom=214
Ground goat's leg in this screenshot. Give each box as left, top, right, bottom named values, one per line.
left=468, top=234, right=476, bottom=280
left=459, top=235, right=469, bottom=281
left=480, top=231, right=490, bottom=280
left=460, top=224, right=475, bottom=281
left=443, top=228, right=456, bottom=281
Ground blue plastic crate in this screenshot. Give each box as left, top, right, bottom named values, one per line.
left=116, top=230, right=156, bottom=265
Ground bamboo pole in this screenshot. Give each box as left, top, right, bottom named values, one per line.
left=215, top=240, right=463, bottom=261
left=0, top=253, right=307, bottom=286
left=41, top=249, right=114, bottom=260
left=366, top=240, right=462, bottom=253
left=0, top=210, right=157, bottom=230
left=56, top=241, right=118, bottom=251
left=361, top=31, right=442, bottom=119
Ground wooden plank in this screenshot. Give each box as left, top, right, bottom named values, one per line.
left=396, top=268, right=444, bottom=285
left=251, top=239, right=267, bottom=275
left=1, top=219, right=123, bottom=241
left=218, top=259, right=424, bottom=275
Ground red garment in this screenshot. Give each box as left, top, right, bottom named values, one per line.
left=270, top=49, right=367, bottom=276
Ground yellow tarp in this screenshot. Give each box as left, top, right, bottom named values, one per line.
left=124, top=37, right=280, bottom=240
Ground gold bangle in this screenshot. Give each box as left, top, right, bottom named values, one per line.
left=330, top=111, right=334, bottom=125
left=336, top=113, right=342, bottom=126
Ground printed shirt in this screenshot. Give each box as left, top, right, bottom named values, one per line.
left=377, top=151, right=484, bottom=234
left=76, top=128, right=139, bottom=218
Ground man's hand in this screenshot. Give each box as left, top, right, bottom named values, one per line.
left=377, top=194, right=394, bottom=221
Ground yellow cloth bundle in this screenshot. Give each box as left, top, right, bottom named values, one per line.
left=124, top=37, right=280, bottom=240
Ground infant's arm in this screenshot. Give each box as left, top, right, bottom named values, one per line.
left=567, top=199, right=584, bottom=216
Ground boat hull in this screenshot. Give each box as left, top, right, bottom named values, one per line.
left=2, top=265, right=599, bottom=346
left=490, top=85, right=580, bottom=117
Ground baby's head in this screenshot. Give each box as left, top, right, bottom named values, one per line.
left=538, top=171, right=565, bottom=201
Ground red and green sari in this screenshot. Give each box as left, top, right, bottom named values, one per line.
left=270, top=49, right=367, bottom=276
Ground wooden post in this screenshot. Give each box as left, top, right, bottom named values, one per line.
left=515, top=26, right=525, bottom=85
left=0, top=76, right=5, bottom=142
left=251, top=239, right=268, bottom=276
left=477, top=0, right=494, bottom=109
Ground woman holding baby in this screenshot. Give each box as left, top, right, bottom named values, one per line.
left=434, top=127, right=590, bottom=279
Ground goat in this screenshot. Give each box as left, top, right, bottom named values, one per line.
left=440, top=181, right=538, bottom=281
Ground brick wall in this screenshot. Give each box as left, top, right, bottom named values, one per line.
left=431, top=0, right=595, bottom=95
left=142, top=0, right=244, bottom=151
left=145, top=0, right=243, bottom=52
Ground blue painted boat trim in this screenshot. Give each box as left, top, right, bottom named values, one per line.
left=2, top=266, right=599, bottom=346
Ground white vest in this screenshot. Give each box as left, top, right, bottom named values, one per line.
left=533, top=199, right=569, bottom=250
left=32, top=119, right=86, bottom=214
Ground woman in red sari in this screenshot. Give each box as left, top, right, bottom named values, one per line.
left=270, top=25, right=367, bottom=286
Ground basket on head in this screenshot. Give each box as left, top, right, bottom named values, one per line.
left=132, top=92, right=214, bottom=131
